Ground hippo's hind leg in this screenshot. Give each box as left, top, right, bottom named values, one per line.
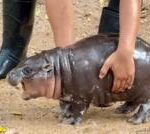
left=128, top=100, right=150, bottom=125
left=115, top=101, right=139, bottom=114
left=59, top=96, right=90, bottom=125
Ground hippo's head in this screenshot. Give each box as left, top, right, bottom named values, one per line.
left=8, top=50, right=61, bottom=100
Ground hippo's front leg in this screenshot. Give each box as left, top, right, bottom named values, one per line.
left=59, top=96, right=90, bottom=125
left=59, top=100, right=72, bottom=120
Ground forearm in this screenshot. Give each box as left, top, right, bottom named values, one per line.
left=45, top=0, right=74, bottom=47
left=118, top=0, right=141, bottom=55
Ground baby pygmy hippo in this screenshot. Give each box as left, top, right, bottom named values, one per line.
left=8, top=34, right=150, bottom=125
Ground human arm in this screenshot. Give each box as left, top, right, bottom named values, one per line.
left=44, top=0, right=74, bottom=47
left=99, top=0, right=141, bottom=92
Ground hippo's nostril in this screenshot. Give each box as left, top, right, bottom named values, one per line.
left=7, top=71, right=21, bottom=86
left=22, top=67, right=32, bottom=76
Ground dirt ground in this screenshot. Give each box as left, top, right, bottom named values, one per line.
left=0, top=0, right=150, bottom=134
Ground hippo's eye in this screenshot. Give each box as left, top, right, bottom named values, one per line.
left=22, top=67, right=32, bottom=76
left=42, top=64, right=52, bottom=72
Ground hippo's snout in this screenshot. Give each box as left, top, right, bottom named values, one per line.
left=22, top=89, right=41, bottom=100
left=8, top=69, right=23, bottom=86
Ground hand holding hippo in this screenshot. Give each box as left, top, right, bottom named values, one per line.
left=99, top=50, right=135, bottom=92
left=8, top=34, right=150, bottom=125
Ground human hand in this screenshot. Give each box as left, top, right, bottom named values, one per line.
left=99, top=50, right=135, bottom=93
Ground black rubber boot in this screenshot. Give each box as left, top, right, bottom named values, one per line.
left=98, top=0, right=120, bottom=33
left=0, top=0, right=36, bottom=79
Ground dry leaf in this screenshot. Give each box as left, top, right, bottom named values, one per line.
left=10, top=111, right=23, bottom=116
left=0, top=126, right=7, bottom=133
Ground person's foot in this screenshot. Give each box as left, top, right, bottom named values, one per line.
left=0, top=49, right=22, bottom=79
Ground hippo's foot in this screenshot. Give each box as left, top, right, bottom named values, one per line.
left=128, top=101, right=150, bottom=125
left=62, top=116, right=83, bottom=125
left=59, top=96, right=90, bottom=125
left=115, top=102, right=139, bottom=114
left=59, top=100, right=72, bottom=120
left=58, top=101, right=82, bottom=125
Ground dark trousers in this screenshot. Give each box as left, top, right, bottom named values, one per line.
left=98, top=0, right=120, bottom=33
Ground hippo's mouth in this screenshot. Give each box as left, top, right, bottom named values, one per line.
left=20, top=76, right=62, bottom=100
left=7, top=62, right=62, bottom=100
left=21, top=81, right=42, bottom=100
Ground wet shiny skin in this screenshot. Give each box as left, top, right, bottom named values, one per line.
left=8, top=34, right=150, bottom=125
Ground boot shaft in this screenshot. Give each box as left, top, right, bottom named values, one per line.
left=2, top=0, right=36, bottom=55
left=98, top=0, right=120, bottom=33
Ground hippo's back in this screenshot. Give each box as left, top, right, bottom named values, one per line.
left=62, top=34, right=150, bottom=103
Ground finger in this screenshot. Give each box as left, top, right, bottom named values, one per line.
left=124, top=78, right=128, bottom=89
left=126, top=77, right=131, bottom=89
left=119, top=80, right=126, bottom=92
left=99, top=62, right=110, bottom=79
left=116, top=79, right=122, bottom=92
left=128, top=75, right=134, bottom=89
left=112, top=78, right=121, bottom=93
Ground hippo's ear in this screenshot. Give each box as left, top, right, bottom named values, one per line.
left=42, top=64, right=53, bottom=72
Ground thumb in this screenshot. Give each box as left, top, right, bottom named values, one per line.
left=99, top=62, right=110, bottom=79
